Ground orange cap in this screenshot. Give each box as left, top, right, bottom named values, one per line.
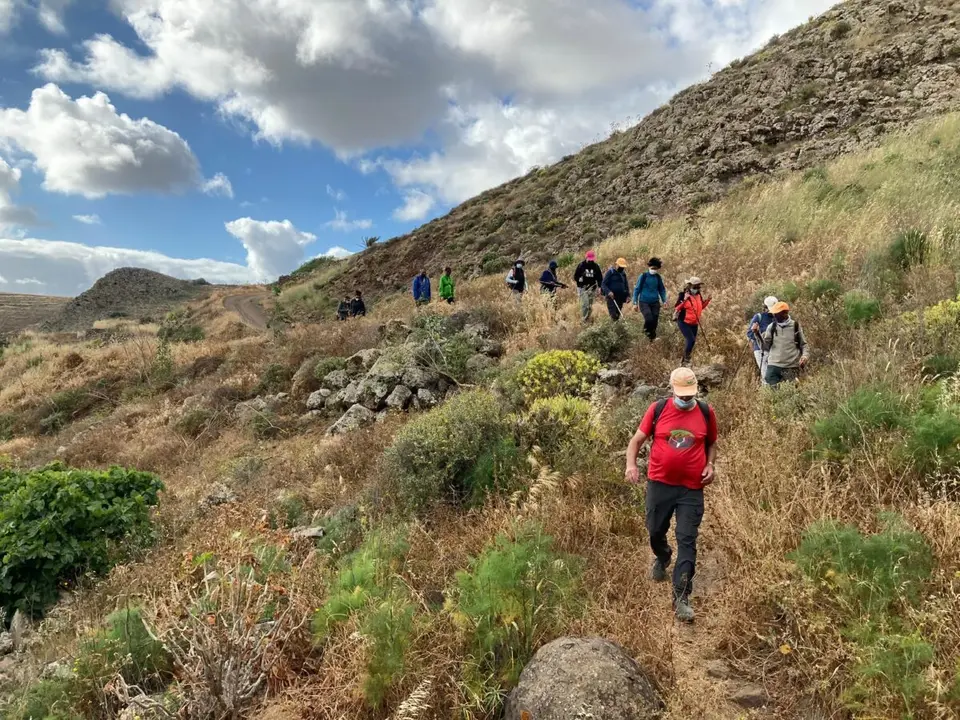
left=771, top=302, right=790, bottom=314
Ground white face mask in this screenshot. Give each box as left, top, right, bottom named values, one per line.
left=649, top=269, right=659, bottom=275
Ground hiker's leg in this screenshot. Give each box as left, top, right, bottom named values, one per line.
left=579, top=290, right=592, bottom=321
left=639, top=302, right=655, bottom=339
left=765, top=365, right=784, bottom=387
left=645, top=481, right=676, bottom=566
left=673, top=488, right=705, bottom=600
left=606, top=297, right=621, bottom=321
left=649, top=301, right=661, bottom=339
left=679, top=322, right=696, bottom=362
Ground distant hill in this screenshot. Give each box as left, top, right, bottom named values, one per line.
left=44, top=268, right=213, bottom=332
left=0, top=294, right=71, bottom=335
left=320, top=0, right=960, bottom=297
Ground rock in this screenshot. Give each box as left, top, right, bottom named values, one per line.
left=692, top=363, right=726, bottom=389
left=235, top=397, right=268, bottom=422
left=599, top=368, right=631, bottom=387
left=414, top=388, right=439, bottom=409
left=266, top=392, right=289, bottom=405
left=402, top=366, right=440, bottom=390
left=591, top=382, right=619, bottom=406
left=505, top=637, right=663, bottom=720
left=463, top=321, right=490, bottom=339
left=328, top=404, right=376, bottom=435
left=0, top=655, right=15, bottom=674
left=180, top=394, right=208, bottom=414
left=322, top=369, right=351, bottom=391
left=290, top=526, right=325, bottom=539
left=631, top=384, right=662, bottom=402
left=705, top=659, right=732, bottom=680
left=466, top=354, right=496, bottom=374
left=368, top=353, right=409, bottom=383
left=346, top=348, right=382, bottom=374
left=358, top=376, right=394, bottom=410
left=290, top=355, right=322, bottom=398
left=479, top=339, right=504, bottom=358
left=335, top=382, right=362, bottom=408
left=378, top=319, right=412, bottom=344
left=306, top=389, right=332, bottom=411
left=730, top=682, right=769, bottom=708
left=202, top=482, right=238, bottom=508
left=41, top=660, right=73, bottom=681
left=10, top=610, right=30, bottom=652
left=386, top=384, right=413, bottom=410
left=0, top=632, right=13, bottom=656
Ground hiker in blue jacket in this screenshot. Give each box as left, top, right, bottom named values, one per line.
left=632, top=257, right=668, bottom=340
left=601, top=258, right=631, bottom=321
left=747, top=295, right=778, bottom=384
left=412, top=270, right=431, bottom=307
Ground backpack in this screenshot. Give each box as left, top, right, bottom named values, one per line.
left=649, top=398, right=714, bottom=453
left=768, top=320, right=804, bottom=350
left=505, top=268, right=515, bottom=286
left=673, top=291, right=687, bottom=322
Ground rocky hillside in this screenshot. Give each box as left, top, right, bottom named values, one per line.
left=325, top=0, right=960, bottom=296
left=0, top=294, right=70, bottom=336
left=44, top=268, right=213, bottom=332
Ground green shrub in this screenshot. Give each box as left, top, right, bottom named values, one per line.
left=461, top=436, right=526, bottom=503
left=492, top=350, right=538, bottom=411
left=315, top=504, right=364, bottom=557
left=76, top=607, right=172, bottom=693
left=158, top=310, right=204, bottom=343
left=811, top=385, right=906, bottom=459
left=841, top=626, right=935, bottom=713
left=266, top=491, right=309, bottom=529
left=10, top=679, right=81, bottom=720
left=383, top=390, right=511, bottom=513
left=627, top=214, right=650, bottom=230
left=575, top=321, right=633, bottom=363
left=250, top=409, right=281, bottom=439
left=174, top=408, right=215, bottom=438
left=556, top=252, right=576, bottom=269
left=455, top=527, right=583, bottom=711
left=255, top=362, right=293, bottom=395
left=805, top=278, right=843, bottom=301
left=889, top=229, right=928, bottom=271
left=0, top=464, right=163, bottom=616
left=520, top=396, right=605, bottom=474
left=829, top=19, right=853, bottom=40
left=314, top=356, right=347, bottom=381
left=518, top=350, right=601, bottom=403
left=150, top=338, right=175, bottom=389
left=921, top=354, right=960, bottom=378
left=607, top=395, right=657, bottom=448
left=843, top=290, right=882, bottom=326
left=904, top=407, right=960, bottom=475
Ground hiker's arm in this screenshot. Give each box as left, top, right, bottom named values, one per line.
left=632, top=278, right=641, bottom=305
left=798, top=325, right=810, bottom=365
left=659, top=278, right=667, bottom=304
left=625, top=427, right=648, bottom=484
left=702, top=443, right=718, bottom=484
left=761, top=324, right=773, bottom=351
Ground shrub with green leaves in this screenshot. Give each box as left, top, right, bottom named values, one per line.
left=158, top=309, right=205, bottom=343
left=314, top=356, right=347, bottom=381
left=455, top=527, right=583, bottom=711
left=904, top=407, right=960, bottom=476
left=518, top=350, right=600, bottom=403
left=811, top=385, right=905, bottom=459
left=0, top=464, right=163, bottom=616
left=888, top=229, right=928, bottom=271
left=805, top=278, right=843, bottom=302
left=575, top=321, right=633, bottom=363
left=383, top=390, right=511, bottom=513
left=520, top=396, right=605, bottom=474
left=843, top=290, right=881, bottom=326
left=255, top=362, right=294, bottom=395
left=921, top=353, right=960, bottom=378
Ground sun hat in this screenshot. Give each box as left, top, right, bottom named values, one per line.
left=670, top=367, right=699, bottom=398
left=771, top=301, right=790, bottom=314
left=586, top=250, right=597, bottom=261
left=764, top=296, right=779, bottom=311
left=616, top=257, right=628, bottom=268
left=688, top=276, right=702, bottom=286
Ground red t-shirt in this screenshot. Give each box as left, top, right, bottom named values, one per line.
left=639, top=401, right=717, bottom=490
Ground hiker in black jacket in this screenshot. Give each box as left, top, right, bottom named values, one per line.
left=506, top=259, right=527, bottom=299
left=573, top=250, right=603, bottom=321
left=539, top=260, right=568, bottom=296
left=601, top=258, right=630, bottom=321
left=337, top=295, right=350, bottom=321
left=350, top=290, right=366, bottom=317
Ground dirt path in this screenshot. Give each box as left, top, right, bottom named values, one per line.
left=224, top=292, right=271, bottom=331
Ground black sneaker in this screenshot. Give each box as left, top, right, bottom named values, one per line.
left=651, top=558, right=668, bottom=582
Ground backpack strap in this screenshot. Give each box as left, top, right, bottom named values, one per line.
left=794, top=320, right=803, bottom=350
left=638, top=273, right=648, bottom=295
left=697, top=400, right=713, bottom=453
left=649, top=398, right=669, bottom=437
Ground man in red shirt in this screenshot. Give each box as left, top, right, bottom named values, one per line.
left=625, top=367, right=718, bottom=622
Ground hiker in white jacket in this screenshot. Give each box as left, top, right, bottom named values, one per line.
left=760, top=302, right=809, bottom=387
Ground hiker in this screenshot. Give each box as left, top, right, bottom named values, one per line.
left=412, top=270, right=431, bottom=307
left=760, top=302, right=809, bottom=387
left=573, top=250, right=603, bottom=321
left=633, top=257, right=668, bottom=340
left=336, top=295, right=351, bottom=321
left=625, top=367, right=718, bottom=623
left=439, top=267, right=455, bottom=304
left=674, top=277, right=711, bottom=365
left=350, top=290, right=366, bottom=317
left=506, top=259, right=527, bottom=298
left=601, top=258, right=631, bottom=321
left=539, top=260, right=568, bottom=296
left=746, top=296, right=778, bottom=384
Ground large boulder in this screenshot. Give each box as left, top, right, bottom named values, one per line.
left=328, top=404, right=376, bottom=435
left=386, top=385, right=413, bottom=410
left=322, top=369, right=351, bottom=391
left=335, top=382, right=362, bottom=408
left=378, top=319, right=412, bottom=344
left=692, top=363, right=726, bottom=390
left=598, top=368, right=631, bottom=387
left=402, top=366, right=440, bottom=390
left=306, top=389, right=332, bottom=411
left=505, top=637, right=663, bottom=720
left=346, top=348, right=382, bottom=375
left=358, top=376, right=395, bottom=410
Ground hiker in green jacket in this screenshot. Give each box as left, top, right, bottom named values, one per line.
left=439, top=267, right=455, bottom=304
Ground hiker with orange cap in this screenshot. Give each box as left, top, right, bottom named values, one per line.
left=760, top=301, right=809, bottom=386
left=601, top=258, right=631, bottom=321
left=625, top=367, right=718, bottom=623
left=674, top=277, right=712, bottom=365
left=573, top=250, right=604, bottom=321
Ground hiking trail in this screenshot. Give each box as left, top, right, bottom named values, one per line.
left=223, top=292, right=271, bottom=331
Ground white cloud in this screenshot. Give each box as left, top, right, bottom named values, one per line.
left=15, top=277, right=43, bottom=285
left=224, top=217, right=316, bottom=280
left=325, top=209, right=372, bottom=232
left=0, top=83, right=201, bottom=199
left=72, top=214, right=101, bottom=225
left=0, top=156, right=39, bottom=231
left=37, top=0, right=73, bottom=34
left=201, top=172, right=234, bottom=198
left=0, top=0, right=17, bottom=33
left=326, top=184, right=346, bottom=202
left=323, top=246, right=353, bottom=260
left=393, top=189, right=436, bottom=222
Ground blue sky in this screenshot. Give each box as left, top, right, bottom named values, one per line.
left=0, top=0, right=838, bottom=296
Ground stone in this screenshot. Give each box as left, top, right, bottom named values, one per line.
left=0, top=655, right=15, bottom=673
left=591, top=382, right=619, bottom=406
left=463, top=321, right=490, bottom=339
left=368, top=354, right=407, bottom=382
left=10, top=610, right=30, bottom=652
left=0, top=632, right=13, bottom=656
left=402, top=366, right=440, bottom=390
left=358, top=376, right=394, bottom=410
left=704, top=659, right=732, bottom=680
left=414, top=388, right=439, bottom=409
left=41, top=660, right=74, bottom=681
left=235, top=397, right=268, bottom=422
left=631, top=384, right=662, bottom=402
left=335, top=382, right=362, bottom=407
left=598, top=368, right=631, bottom=387
left=306, top=389, right=332, bottom=411
left=346, top=348, right=382, bottom=373
left=692, top=363, right=726, bottom=389
left=386, top=384, right=413, bottom=410
left=465, top=354, right=496, bottom=374
left=479, top=339, right=505, bottom=358
left=378, top=319, right=412, bottom=344
left=202, top=482, right=238, bottom=508
left=290, top=526, right=325, bottom=539
left=505, top=637, right=663, bottom=720
left=322, top=369, right=351, bottom=391
left=328, top=405, right=376, bottom=435
left=730, top=682, right=769, bottom=709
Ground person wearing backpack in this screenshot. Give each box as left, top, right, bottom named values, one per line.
left=674, top=277, right=711, bottom=365
left=601, top=258, right=630, bottom=321
left=506, top=259, right=527, bottom=299
left=625, top=367, right=718, bottom=623
left=747, top=296, right=778, bottom=384
left=760, top=302, right=809, bottom=386
left=573, top=250, right=603, bottom=322
left=539, top=260, right=568, bottom=296
left=632, top=257, right=668, bottom=340
left=412, top=270, right=431, bottom=307
left=439, top=267, right=455, bottom=304
left=350, top=290, right=366, bottom=317
left=336, top=295, right=351, bottom=321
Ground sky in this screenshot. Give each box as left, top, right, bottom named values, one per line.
left=0, top=0, right=839, bottom=297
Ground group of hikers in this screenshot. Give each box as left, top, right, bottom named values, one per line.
left=336, top=290, right=367, bottom=321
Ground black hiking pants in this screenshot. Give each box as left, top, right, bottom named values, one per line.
left=646, top=480, right=705, bottom=600
left=638, top=301, right=661, bottom=339
left=606, top=293, right=629, bottom=321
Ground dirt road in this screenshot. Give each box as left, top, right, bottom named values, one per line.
left=224, top=293, right=271, bottom=331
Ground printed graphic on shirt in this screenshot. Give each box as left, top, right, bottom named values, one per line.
left=668, top=429, right=695, bottom=450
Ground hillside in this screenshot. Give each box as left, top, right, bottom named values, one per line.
left=316, top=0, right=960, bottom=299
left=0, top=294, right=70, bottom=335
left=43, top=267, right=214, bottom=332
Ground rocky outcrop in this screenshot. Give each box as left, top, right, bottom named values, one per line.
left=505, top=637, right=663, bottom=720
left=328, top=404, right=376, bottom=435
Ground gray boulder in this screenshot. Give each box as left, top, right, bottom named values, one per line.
left=201, top=482, right=238, bottom=508
left=323, top=369, right=351, bottom=391
left=379, top=319, right=412, bottom=344
left=692, top=363, right=726, bottom=389
left=505, top=637, right=663, bottom=720
left=346, top=348, right=382, bottom=374
left=368, top=352, right=409, bottom=383
left=0, top=632, right=13, bottom=656
left=599, top=368, right=631, bottom=387
left=386, top=385, right=413, bottom=410
left=328, top=404, right=376, bottom=435
left=402, top=366, right=440, bottom=390
left=306, top=389, right=332, bottom=411
left=358, top=376, right=394, bottom=410
left=335, top=382, right=362, bottom=407
left=632, top=384, right=664, bottom=402
left=414, top=388, right=439, bottom=409
left=10, top=610, right=31, bottom=652
left=479, top=339, right=504, bottom=358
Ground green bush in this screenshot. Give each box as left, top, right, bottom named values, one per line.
left=556, top=252, right=576, bottom=269
left=383, top=390, right=511, bottom=513
left=520, top=396, right=605, bottom=474
left=922, top=354, right=960, bottom=378
left=10, top=679, right=81, bottom=720
left=829, top=19, right=853, bottom=40
left=805, top=278, right=843, bottom=301
left=255, top=362, right=293, bottom=395
left=455, top=527, right=583, bottom=711
left=841, top=626, right=935, bottom=713
left=174, top=408, right=215, bottom=438
left=843, top=290, right=882, bottom=326
left=314, top=356, right=347, bottom=381
left=518, top=350, right=601, bottom=403
left=575, top=321, right=633, bottom=363
left=889, top=229, right=928, bottom=271
left=492, top=350, right=538, bottom=411
left=0, top=464, right=163, bottom=616
left=811, top=385, right=906, bottom=459
left=158, top=309, right=204, bottom=343
left=315, top=504, right=364, bottom=557
left=904, top=407, right=960, bottom=475
left=462, top=436, right=526, bottom=503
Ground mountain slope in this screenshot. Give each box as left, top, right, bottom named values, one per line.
left=328, top=0, right=960, bottom=296
left=0, top=294, right=70, bottom=336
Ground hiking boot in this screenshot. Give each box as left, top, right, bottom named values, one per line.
left=651, top=558, right=668, bottom=582
left=674, top=596, right=695, bottom=623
